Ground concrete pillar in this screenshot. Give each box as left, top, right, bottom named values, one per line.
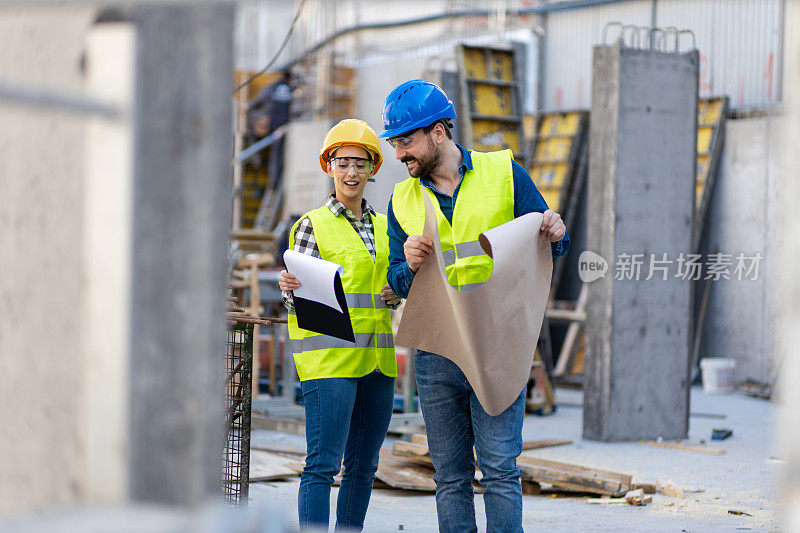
left=127, top=4, right=233, bottom=506
left=584, top=42, right=698, bottom=442
left=0, top=5, right=100, bottom=516
left=0, top=2, right=233, bottom=516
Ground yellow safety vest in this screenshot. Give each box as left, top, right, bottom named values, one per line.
left=391, top=149, right=515, bottom=290
left=287, top=206, right=397, bottom=381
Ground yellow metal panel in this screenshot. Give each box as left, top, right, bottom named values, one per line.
left=471, top=84, right=514, bottom=116
left=243, top=197, right=262, bottom=209
left=697, top=127, right=713, bottom=153
left=523, top=115, right=536, bottom=138
left=463, top=48, right=487, bottom=79
left=488, top=50, right=514, bottom=81
left=697, top=155, right=709, bottom=181
left=538, top=113, right=580, bottom=136
left=538, top=115, right=558, bottom=136
left=531, top=164, right=568, bottom=189
left=535, top=138, right=572, bottom=160
left=704, top=99, right=723, bottom=123
left=472, top=120, right=520, bottom=153
left=540, top=189, right=561, bottom=211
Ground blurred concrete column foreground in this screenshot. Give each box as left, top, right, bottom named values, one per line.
left=0, top=0, right=235, bottom=524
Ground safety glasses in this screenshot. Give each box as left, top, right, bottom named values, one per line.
left=330, top=156, right=373, bottom=174
left=386, top=129, right=422, bottom=149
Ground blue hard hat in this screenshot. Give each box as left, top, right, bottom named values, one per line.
left=379, top=79, right=457, bottom=138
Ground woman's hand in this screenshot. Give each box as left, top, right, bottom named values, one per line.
left=279, top=270, right=300, bottom=292
left=380, top=284, right=401, bottom=306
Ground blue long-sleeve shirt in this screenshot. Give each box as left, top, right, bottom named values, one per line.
left=387, top=144, right=570, bottom=298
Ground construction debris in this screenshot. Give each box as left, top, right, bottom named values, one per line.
left=632, top=483, right=656, bottom=494
left=252, top=433, right=643, bottom=501
left=739, top=379, right=772, bottom=400
left=711, top=428, right=733, bottom=441
left=409, top=433, right=571, bottom=451
left=656, top=479, right=685, bottom=499
left=647, top=440, right=726, bottom=455
left=586, top=497, right=628, bottom=505
left=249, top=450, right=303, bottom=482
left=521, top=480, right=542, bottom=495
left=251, top=443, right=306, bottom=458
left=517, top=456, right=632, bottom=497
left=586, top=489, right=651, bottom=506
left=391, top=441, right=433, bottom=467
left=624, top=489, right=651, bottom=506
left=375, top=450, right=437, bottom=492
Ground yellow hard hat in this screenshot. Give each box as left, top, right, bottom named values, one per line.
left=319, top=119, right=383, bottom=174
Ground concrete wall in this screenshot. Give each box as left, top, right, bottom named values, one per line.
left=698, top=116, right=781, bottom=385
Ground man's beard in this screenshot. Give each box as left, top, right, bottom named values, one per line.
left=403, top=138, right=442, bottom=178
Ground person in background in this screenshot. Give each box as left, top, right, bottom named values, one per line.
left=247, top=68, right=292, bottom=176
left=278, top=119, right=401, bottom=531
left=381, top=79, right=569, bottom=533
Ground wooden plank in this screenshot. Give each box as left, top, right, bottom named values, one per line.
left=393, top=441, right=430, bottom=457
left=523, top=439, right=572, bottom=451
left=517, top=456, right=632, bottom=496
left=647, top=441, right=726, bottom=455
left=553, top=283, right=588, bottom=377
left=632, top=483, right=656, bottom=494
left=391, top=442, right=433, bottom=467
left=522, top=479, right=542, bottom=495
left=410, top=433, right=428, bottom=446
left=403, top=436, right=570, bottom=454
left=545, top=309, right=586, bottom=323
left=376, top=450, right=436, bottom=492
left=249, top=450, right=302, bottom=482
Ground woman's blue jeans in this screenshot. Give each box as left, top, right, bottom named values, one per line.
left=414, top=349, right=525, bottom=533
left=298, top=371, right=395, bottom=531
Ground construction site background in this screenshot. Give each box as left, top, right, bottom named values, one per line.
left=1, top=1, right=800, bottom=532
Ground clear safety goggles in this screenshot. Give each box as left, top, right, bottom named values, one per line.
left=386, top=129, right=422, bottom=149
left=330, top=156, right=373, bottom=174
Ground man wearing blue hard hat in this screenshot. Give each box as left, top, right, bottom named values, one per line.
left=380, top=79, right=569, bottom=533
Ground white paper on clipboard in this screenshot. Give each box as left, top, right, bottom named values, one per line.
left=283, top=249, right=344, bottom=313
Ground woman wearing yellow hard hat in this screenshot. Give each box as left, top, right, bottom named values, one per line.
left=278, top=118, right=400, bottom=531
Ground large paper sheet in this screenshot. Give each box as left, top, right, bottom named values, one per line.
left=283, top=249, right=354, bottom=343
left=395, top=194, right=553, bottom=416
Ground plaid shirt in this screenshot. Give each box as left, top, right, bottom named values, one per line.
left=282, top=194, right=398, bottom=311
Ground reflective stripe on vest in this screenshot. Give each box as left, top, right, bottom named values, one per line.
left=391, top=149, right=515, bottom=288
left=441, top=239, right=485, bottom=267
left=345, top=293, right=388, bottom=309
left=290, top=332, right=394, bottom=353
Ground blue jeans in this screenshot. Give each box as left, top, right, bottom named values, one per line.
left=414, top=349, right=525, bottom=533
left=298, top=372, right=395, bottom=531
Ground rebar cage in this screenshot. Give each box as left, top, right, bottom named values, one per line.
left=223, top=320, right=254, bottom=506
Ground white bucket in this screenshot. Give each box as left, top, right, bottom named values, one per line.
left=700, top=357, right=736, bottom=393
